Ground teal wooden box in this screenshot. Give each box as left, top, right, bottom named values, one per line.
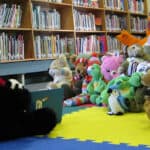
left=30, top=88, right=64, bottom=123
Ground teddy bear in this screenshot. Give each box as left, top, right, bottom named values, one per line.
left=144, top=96, right=150, bottom=120
left=118, top=44, right=150, bottom=76
left=101, top=54, right=123, bottom=82
left=0, top=78, right=57, bottom=141
left=47, top=54, right=74, bottom=99
left=140, top=70, right=150, bottom=119
left=72, top=55, right=89, bottom=95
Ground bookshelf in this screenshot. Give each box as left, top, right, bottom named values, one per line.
left=0, top=0, right=148, bottom=84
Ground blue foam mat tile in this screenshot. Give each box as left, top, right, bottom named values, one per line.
left=0, top=137, right=150, bottom=150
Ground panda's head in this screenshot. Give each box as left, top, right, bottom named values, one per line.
left=0, top=78, right=31, bottom=113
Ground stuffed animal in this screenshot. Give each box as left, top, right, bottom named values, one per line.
left=97, top=72, right=142, bottom=111
left=141, top=70, right=150, bottom=119
left=96, top=75, right=129, bottom=105
left=107, top=89, right=128, bottom=115
left=101, top=54, right=123, bottom=82
left=72, top=55, right=89, bottom=95
left=47, top=54, right=74, bottom=99
left=87, top=64, right=106, bottom=104
left=144, top=96, right=150, bottom=120
left=64, top=53, right=100, bottom=106
left=0, top=78, right=57, bottom=141
left=116, top=29, right=150, bottom=76
left=107, top=72, right=143, bottom=114
left=118, top=44, right=142, bottom=75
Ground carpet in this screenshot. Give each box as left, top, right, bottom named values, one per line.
left=0, top=106, right=150, bottom=150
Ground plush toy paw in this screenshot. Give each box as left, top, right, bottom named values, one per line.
left=107, top=111, right=123, bottom=115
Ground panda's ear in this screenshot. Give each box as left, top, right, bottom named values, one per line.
left=8, top=79, right=24, bottom=90
left=0, top=78, right=7, bottom=87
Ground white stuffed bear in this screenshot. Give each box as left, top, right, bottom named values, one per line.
left=47, top=54, right=73, bottom=89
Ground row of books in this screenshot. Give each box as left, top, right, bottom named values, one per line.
left=105, top=14, right=127, bottom=31
left=76, top=35, right=107, bottom=54
left=32, top=5, right=61, bottom=29
left=130, top=16, right=147, bottom=32
left=128, top=0, right=144, bottom=14
left=0, top=3, right=22, bottom=28
left=104, top=0, right=125, bottom=10
left=0, top=32, right=24, bottom=61
left=73, top=9, right=96, bottom=31
left=107, top=35, right=122, bottom=52
left=34, top=35, right=75, bottom=59
left=73, top=0, right=99, bottom=8
left=48, top=0, right=63, bottom=2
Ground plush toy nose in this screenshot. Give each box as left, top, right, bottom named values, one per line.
left=49, top=69, right=55, bottom=76
left=77, top=69, right=80, bottom=73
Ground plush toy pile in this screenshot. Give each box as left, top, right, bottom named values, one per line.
left=0, top=78, right=57, bottom=141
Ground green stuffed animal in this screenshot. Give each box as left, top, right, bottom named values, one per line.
left=86, top=64, right=106, bottom=105
left=108, top=72, right=142, bottom=112
left=96, top=72, right=142, bottom=108
left=96, top=75, right=129, bottom=105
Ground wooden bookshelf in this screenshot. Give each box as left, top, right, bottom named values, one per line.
left=0, top=0, right=148, bottom=84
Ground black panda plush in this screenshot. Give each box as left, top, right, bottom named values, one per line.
left=0, top=78, right=57, bottom=141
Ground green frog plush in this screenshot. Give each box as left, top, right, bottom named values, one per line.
left=107, top=72, right=142, bottom=113
left=96, top=72, right=142, bottom=108
left=86, top=64, right=106, bottom=105
left=96, top=75, right=129, bottom=105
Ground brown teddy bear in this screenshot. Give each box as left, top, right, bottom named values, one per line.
left=141, top=70, right=150, bottom=120
left=144, top=96, right=150, bottom=120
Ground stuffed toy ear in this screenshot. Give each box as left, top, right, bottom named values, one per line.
left=8, top=79, right=24, bottom=90
left=0, top=78, right=6, bottom=87
left=116, top=30, right=140, bottom=46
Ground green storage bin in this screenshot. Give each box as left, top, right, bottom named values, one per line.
left=30, top=88, right=64, bottom=123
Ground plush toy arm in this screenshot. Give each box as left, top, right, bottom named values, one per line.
left=118, top=61, right=129, bottom=74
left=95, top=81, right=106, bottom=94
left=87, top=82, right=94, bottom=94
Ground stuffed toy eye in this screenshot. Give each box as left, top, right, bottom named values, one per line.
left=111, top=71, right=117, bottom=75
left=106, top=69, right=110, bottom=72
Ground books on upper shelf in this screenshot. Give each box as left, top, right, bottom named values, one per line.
left=128, top=0, right=144, bottom=14
left=104, top=0, right=125, bottom=11
left=48, top=0, right=63, bottom=3
left=32, top=5, right=61, bottom=29
left=0, top=32, right=24, bottom=61
left=76, top=34, right=107, bottom=55
left=0, top=3, right=22, bottom=28
left=107, top=35, right=122, bottom=52
left=73, top=9, right=96, bottom=31
left=130, top=16, right=147, bottom=32
left=105, top=13, right=127, bottom=31
left=34, top=34, right=75, bottom=59
left=73, top=0, right=99, bottom=8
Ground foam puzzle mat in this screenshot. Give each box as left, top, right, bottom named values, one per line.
left=0, top=106, right=150, bottom=150
left=49, top=107, right=150, bottom=147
